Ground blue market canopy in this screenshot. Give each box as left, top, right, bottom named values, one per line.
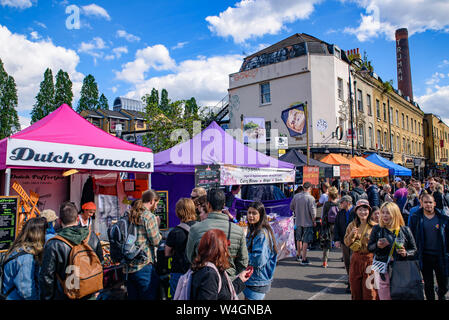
left=365, top=154, right=412, bottom=176
left=279, top=149, right=332, bottom=168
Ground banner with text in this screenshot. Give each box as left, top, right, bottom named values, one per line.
left=303, top=166, right=319, bottom=185
left=220, top=165, right=295, bottom=186
left=6, top=139, right=154, bottom=172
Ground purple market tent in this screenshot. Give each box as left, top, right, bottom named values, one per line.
left=152, top=122, right=295, bottom=227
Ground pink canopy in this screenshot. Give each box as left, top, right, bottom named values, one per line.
left=0, top=104, right=152, bottom=170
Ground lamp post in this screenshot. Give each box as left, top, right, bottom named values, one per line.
left=347, top=57, right=368, bottom=157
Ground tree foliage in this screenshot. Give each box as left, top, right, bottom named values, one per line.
left=0, top=59, right=20, bottom=138
left=77, top=74, right=99, bottom=113
left=54, top=69, right=73, bottom=108
left=31, top=68, right=55, bottom=123
left=142, top=88, right=202, bottom=153
left=98, top=93, right=109, bottom=110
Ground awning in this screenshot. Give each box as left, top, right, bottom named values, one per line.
left=320, top=153, right=367, bottom=178
left=365, top=153, right=412, bottom=176
left=350, top=156, right=389, bottom=177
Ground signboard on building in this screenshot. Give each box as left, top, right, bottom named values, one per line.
left=333, top=165, right=340, bottom=177
left=275, top=137, right=289, bottom=149
left=281, top=103, right=307, bottom=137
left=194, top=165, right=221, bottom=190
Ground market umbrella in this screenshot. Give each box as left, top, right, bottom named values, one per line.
left=350, top=156, right=389, bottom=177
left=320, top=153, right=367, bottom=178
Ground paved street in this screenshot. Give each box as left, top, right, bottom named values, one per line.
left=264, top=247, right=350, bottom=300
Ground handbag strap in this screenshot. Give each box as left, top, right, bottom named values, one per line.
left=386, top=228, right=400, bottom=264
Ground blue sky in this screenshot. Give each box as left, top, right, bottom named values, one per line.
left=0, top=0, right=448, bottom=129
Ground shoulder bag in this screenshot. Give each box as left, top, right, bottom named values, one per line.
left=371, top=228, right=399, bottom=274
left=349, top=223, right=369, bottom=252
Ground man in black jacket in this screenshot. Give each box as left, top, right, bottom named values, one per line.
left=39, top=201, right=104, bottom=300
left=365, top=177, right=380, bottom=208
left=333, top=195, right=354, bottom=293
left=350, top=178, right=367, bottom=205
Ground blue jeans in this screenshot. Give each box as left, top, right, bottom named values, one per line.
left=126, top=264, right=160, bottom=300
left=169, top=273, right=182, bottom=298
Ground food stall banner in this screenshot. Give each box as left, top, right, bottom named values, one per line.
left=340, top=164, right=351, bottom=181
left=6, top=139, right=154, bottom=173
left=195, top=165, right=221, bottom=190
left=220, top=165, right=295, bottom=186
left=0, top=196, right=19, bottom=252
left=303, top=166, right=319, bottom=185
left=281, top=103, right=306, bottom=137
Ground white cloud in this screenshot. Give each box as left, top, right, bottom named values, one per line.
left=0, top=25, right=84, bottom=112
left=439, top=59, right=449, bottom=68
left=105, top=46, right=128, bottom=60
left=172, top=41, right=189, bottom=50
left=81, top=3, right=111, bottom=21
left=116, top=30, right=140, bottom=43
left=35, top=21, right=47, bottom=29
left=342, top=0, right=449, bottom=41
left=416, top=85, right=449, bottom=118
left=115, top=45, right=176, bottom=84
left=0, top=0, right=33, bottom=9
left=29, top=31, right=40, bottom=40
left=78, top=37, right=107, bottom=63
left=19, top=115, right=31, bottom=130
left=206, top=0, right=323, bottom=43
left=123, top=54, right=243, bottom=107
left=425, top=72, right=446, bottom=86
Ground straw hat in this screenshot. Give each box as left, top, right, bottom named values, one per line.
left=41, top=209, right=57, bottom=223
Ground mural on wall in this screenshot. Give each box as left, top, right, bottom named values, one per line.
left=243, top=117, right=266, bottom=143
left=240, top=42, right=308, bottom=72
left=281, top=103, right=307, bottom=137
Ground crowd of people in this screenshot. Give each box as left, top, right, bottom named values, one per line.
left=291, top=176, right=449, bottom=300
left=2, top=175, right=449, bottom=301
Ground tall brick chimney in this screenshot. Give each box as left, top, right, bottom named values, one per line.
left=395, top=28, right=413, bottom=101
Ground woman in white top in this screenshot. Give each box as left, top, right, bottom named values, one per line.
left=79, top=201, right=96, bottom=229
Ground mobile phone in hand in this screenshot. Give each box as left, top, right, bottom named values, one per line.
left=245, top=266, right=254, bottom=278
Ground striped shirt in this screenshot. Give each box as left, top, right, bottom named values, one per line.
left=127, top=209, right=162, bottom=273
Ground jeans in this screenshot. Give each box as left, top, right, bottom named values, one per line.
left=169, top=273, right=182, bottom=298
left=422, top=254, right=448, bottom=300
left=126, top=264, right=160, bottom=300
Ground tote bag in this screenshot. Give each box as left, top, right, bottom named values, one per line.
left=390, top=259, right=424, bottom=300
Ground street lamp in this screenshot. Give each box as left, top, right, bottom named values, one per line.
left=348, top=57, right=368, bottom=157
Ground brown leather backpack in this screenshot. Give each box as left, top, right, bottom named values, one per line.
left=51, top=233, right=103, bottom=299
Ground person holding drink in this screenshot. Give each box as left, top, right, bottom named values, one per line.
left=368, top=202, right=418, bottom=300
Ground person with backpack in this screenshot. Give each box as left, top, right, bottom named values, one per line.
left=189, top=229, right=251, bottom=300
left=402, top=186, right=419, bottom=223
left=365, top=178, right=380, bottom=209
left=39, top=201, right=104, bottom=300
left=125, top=190, right=162, bottom=300
left=165, top=198, right=198, bottom=296
left=321, top=187, right=339, bottom=268
left=1, top=217, right=47, bottom=300
left=394, top=180, right=408, bottom=213
left=380, top=184, right=394, bottom=204
left=244, top=202, right=277, bottom=300
left=186, top=188, right=248, bottom=279
left=350, top=179, right=368, bottom=206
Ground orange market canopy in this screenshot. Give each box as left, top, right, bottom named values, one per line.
left=320, top=153, right=368, bottom=178
left=350, top=156, right=389, bottom=178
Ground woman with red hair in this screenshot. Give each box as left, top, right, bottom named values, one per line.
left=190, top=229, right=252, bottom=300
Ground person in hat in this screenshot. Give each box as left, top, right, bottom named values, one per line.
left=79, top=202, right=96, bottom=230
left=40, top=209, right=58, bottom=242
left=344, top=199, right=377, bottom=300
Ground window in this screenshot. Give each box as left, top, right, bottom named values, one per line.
left=265, top=121, right=271, bottom=140
left=376, top=100, right=380, bottom=118
left=406, top=115, right=409, bottom=131
left=357, top=89, right=363, bottom=112
left=358, top=125, right=365, bottom=146
left=384, top=132, right=388, bottom=149
left=391, top=133, right=395, bottom=152
left=396, top=110, right=399, bottom=126
left=136, top=120, right=144, bottom=129
left=368, top=126, right=373, bottom=148
left=337, top=78, right=343, bottom=100
left=377, top=130, right=381, bottom=148
left=397, top=136, right=400, bottom=153
left=383, top=103, right=387, bottom=122
left=411, top=118, right=413, bottom=133
left=367, top=94, right=372, bottom=116
left=414, top=120, right=417, bottom=134
left=390, top=107, right=393, bottom=124
left=260, top=83, right=271, bottom=104
left=418, top=122, right=421, bottom=135
left=403, top=138, right=406, bottom=152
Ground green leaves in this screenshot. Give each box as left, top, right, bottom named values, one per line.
left=98, top=93, right=109, bottom=110
left=0, top=59, right=20, bottom=139
left=77, top=74, right=99, bottom=113
left=54, top=69, right=73, bottom=108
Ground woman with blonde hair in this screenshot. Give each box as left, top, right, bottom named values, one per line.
left=1, top=217, right=47, bottom=300
left=368, top=201, right=418, bottom=300
left=165, top=198, right=198, bottom=294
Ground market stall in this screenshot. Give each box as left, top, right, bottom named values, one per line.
left=350, top=156, right=389, bottom=178
left=365, top=153, right=412, bottom=177
left=320, top=153, right=370, bottom=178
left=152, top=121, right=295, bottom=225
left=0, top=104, right=154, bottom=290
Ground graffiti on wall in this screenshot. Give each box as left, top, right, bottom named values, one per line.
left=240, top=42, right=307, bottom=72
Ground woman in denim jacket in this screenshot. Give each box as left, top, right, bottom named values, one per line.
left=244, top=202, right=278, bottom=300
left=2, top=217, right=47, bottom=300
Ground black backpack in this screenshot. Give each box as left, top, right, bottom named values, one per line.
left=0, top=251, right=29, bottom=300
left=107, top=214, right=147, bottom=265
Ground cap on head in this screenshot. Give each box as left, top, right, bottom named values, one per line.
left=41, top=209, right=57, bottom=223
left=81, top=202, right=96, bottom=210
left=339, top=195, right=353, bottom=204
left=355, top=199, right=371, bottom=211
left=303, top=182, right=312, bottom=189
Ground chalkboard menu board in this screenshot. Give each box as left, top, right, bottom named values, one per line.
left=155, top=191, right=168, bottom=230
left=195, top=165, right=221, bottom=190
left=0, top=196, right=19, bottom=252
